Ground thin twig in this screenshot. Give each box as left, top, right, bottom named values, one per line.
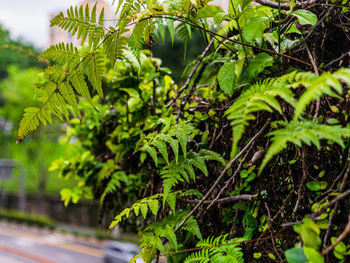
left=293, top=148, right=307, bottom=214
left=322, top=213, right=350, bottom=255
left=265, top=202, right=284, bottom=262
left=173, top=119, right=271, bottom=233
left=311, top=189, right=350, bottom=218
left=323, top=153, right=350, bottom=248
left=180, top=194, right=254, bottom=205
left=323, top=51, right=350, bottom=69
left=166, top=38, right=214, bottom=108
left=304, top=43, right=320, bottom=122
left=206, top=145, right=253, bottom=210
left=255, top=0, right=290, bottom=10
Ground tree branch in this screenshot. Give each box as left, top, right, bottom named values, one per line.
left=180, top=194, right=254, bottom=205
left=173, top=119, right=271, bottom=233
left=254, top=0, right=290, bottom=10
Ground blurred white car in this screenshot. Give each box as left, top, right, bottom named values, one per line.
left=103, top=240, right=144, bottom=263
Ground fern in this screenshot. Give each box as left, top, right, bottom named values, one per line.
left=145, top=211, right=202, bottom=251
left=40, top=43, right=81, bottom=69
left=17, top=81, right=70, bottom=142
left=161, top=149, right=225, bottom=204
left=84, top=50, right=105, bottom=98
left=51, top=3, right=107, bottom=47
left=185, top=235, right=245, bottom=263
left=176, top=22, right=192, bottom=60
left=109, top=194, right=160, bottom=229
left=293, top=68, right=350, bottom=120
left=185, top=249, right=211, bottom=263
left=260, top=120, right=350, bottom=173
left=139, top=118, right=195, bottom=165
left=68, top=70, right=95, bottom=107
left=100, top=170, right=128, bottom=204
left=225, top=78, right=295, bottom=155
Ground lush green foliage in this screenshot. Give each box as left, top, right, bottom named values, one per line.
left=18, top=0, right=350, bottom=262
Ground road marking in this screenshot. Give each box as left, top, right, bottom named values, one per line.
left=0, top=244, right=56, bottom=263
left=0, top=226, right=103, bottom=258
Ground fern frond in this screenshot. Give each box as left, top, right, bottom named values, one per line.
left=168, top=121, right=195, bottom=159
left=58, top=82, right=80, bottom=118
left=17, top=82, right=69, bottom=142
left=51, top=4, right=107, bottom=47
left=68, top=70, right=95, bottom=107
left=45, top=65, right=66, bottom=84
left=176, top=22, right=192, bottom=59
left=83, top=50, right=105, bottom=98
left=109, top=194, right=160, bottom=229
left=100, top=170, right=128, bottom=204
left=161, top=149, right=224, bottom=204
left=184, top=249, right=210, bottom=263
left=186, top=235, right=245, bottom=263
left=260, top=120, right=350, bottom=173
left=226, top=79, right=295, bottom=155
left=293, top=68, right=350, bottom=120
left=41, top=43, right=81, bottom=69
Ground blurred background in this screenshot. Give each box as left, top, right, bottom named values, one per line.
left=0, top=0, right=206, bottom=262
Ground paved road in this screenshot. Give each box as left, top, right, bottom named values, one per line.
left=0, top=223, right=105, bottom=263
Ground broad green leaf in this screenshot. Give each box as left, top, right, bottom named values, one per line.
left=214, top=12, right=229, bottom=24
left=246, top=53, right=274, bottom=78
left=218, top=61, right=237, bottom=96
left=304, top=247, right=324, bottom=263
left=243, top=16, right=270, bottom=42
left=285, top=247, right=308, bottom=263
left=306, top=181, right=321, bottom=191
left=291, top=9, right=317, bottom=26
left=140, top=203, right=148, bottom=218
left=148, top=199, right=159, bottom=216
left=196, top=5, right=225, bottom=18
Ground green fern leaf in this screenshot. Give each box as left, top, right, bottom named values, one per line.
left=185, top=249, right=210, bottom=263
left=69, top=70, right=95, bottom=107
left=51, top=4, right=106, bottom=47
left=84, top=50, right=105, bottom=98
left=226, top=78, right=295, bottom=155
left=182, top=216, right=203, bottom=240
left=260, top=120, right=350, bottom=174
left=169, top=121, right=194, bottom=159
left=293, top=69, right=350, bottom=120
left=17, top=82, right=70, bottom=142
left=40, top=43, right=80, bottom=69
left=110, top=194, right=160, bottom=229
left=158, top=133, right=179, bottom=164
left=148, top=199, right=159, bottom=216
left=58, top=82, right=80, bottom=118
left=141, top=144, right=158, bottom=166
left=100, top=171, right=128, bottom=204
left=140, top=203, right=148, bottom=218
left=151, top=139, right=169, bottom=164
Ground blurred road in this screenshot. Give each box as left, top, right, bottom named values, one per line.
left=0, top=223, right=105, bottom=263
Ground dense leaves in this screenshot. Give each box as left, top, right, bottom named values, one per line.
left=18, top=0, right=350, bottom=262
